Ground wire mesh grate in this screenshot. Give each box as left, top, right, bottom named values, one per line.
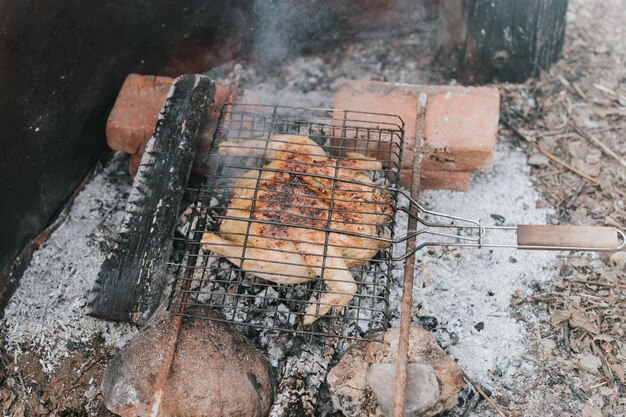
left=168, top=103, right=405, bottom=340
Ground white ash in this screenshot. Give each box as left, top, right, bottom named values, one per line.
left=415, top=141, right=557, bottom=391
left=1, top=153, right=138, bottom=371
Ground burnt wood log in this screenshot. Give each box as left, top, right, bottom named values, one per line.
left=439, top=0, right=568, bottom=83
left=90, top=74, right=215, bottom=324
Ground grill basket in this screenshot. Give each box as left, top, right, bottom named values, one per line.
left=168, top=104, right=406, bottom=340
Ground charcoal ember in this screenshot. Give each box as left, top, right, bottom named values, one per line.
left=102, top=308, right=274, bottom=417
left=417, top=315, right=438, bottom=331
left=327, top=325, right=464, bottom=417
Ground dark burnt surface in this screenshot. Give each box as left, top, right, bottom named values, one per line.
left=0, top=0, right=233, bottom=306
left=0, top=0, right=424, bottom=309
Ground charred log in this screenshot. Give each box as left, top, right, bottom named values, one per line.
left=90, top=74, right=215, bottom=324
left=438, top=0, right=569, bottom=83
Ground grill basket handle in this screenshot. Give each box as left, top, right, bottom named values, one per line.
left=516, top=225, right=625, bottom=251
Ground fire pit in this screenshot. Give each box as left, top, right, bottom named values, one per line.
left=90, top=77, right=623, bottom=417
left=2, top=2, right=624, bottom=416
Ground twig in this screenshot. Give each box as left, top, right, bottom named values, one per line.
left=462, top=372, right=509, bottom=417
left=501, top=116, right=600, bottom=185
left=569, top=384, right=591, bottom=403
left=537, top=147, right=600, bottom=185
left=500, top=116, right=533, bottom=144
left=70, top=356, right=105, bottom=387
left=561, top=320, right=571, bottom=351
left=568, top=279, right=626, bottom=289
left=569, top=122, right=626, bottom=170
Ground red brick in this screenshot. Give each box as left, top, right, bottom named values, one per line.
left=106, top=74, right=174, bottom=154
left=128, top=141, right=146, bottom=177
left=113, top=77, right=235, bottom=176
left=420, top=169, right=471, bottom=192
left=332, top=80, right=500, bottom=190
left=332, top=80, right=423, bottom=186
left=423, top=89, right=499, bottom=172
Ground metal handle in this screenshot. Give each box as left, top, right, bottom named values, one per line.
left=516, top=225, right=625, bottom=251
left=392, top=188, right=626, bottom=254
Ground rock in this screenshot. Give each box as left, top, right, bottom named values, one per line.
left=102, top=309, right=274, bottom=417
left=102, top=313, right=179, bottom=417
left=527, top=153, right=550, bottom=167
left=327, top=325, right=464, bottom=417
left=610, top=252, right=626, bottom=269
left=494, top=356, right=510, bottom=377
left=366, top=364, right=440, bottom=417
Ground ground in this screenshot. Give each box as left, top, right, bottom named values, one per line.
left=1, top=0, right=625, bottom=416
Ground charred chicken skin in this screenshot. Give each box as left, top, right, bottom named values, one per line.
left=201, top=134, right=392, bottom=324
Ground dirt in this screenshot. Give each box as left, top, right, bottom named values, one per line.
left=492, top=0, right=626, bottom=415
left=1, top=341, right=115, bottom=417
left=1, top=0, right=625, bottom=416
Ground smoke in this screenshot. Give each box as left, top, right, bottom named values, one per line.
left=250, top=0, right=339, bottom=63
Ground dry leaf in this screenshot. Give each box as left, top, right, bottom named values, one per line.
left=570, top=311, right=599, bottom=334
left=551, top=310, right=571, bottom=325
left=610, top=363, right=625, bottom=383
left=1, top=391, right=15, bottom=413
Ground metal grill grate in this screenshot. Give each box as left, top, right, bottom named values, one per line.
left=168, top=104, right=405, bottom=340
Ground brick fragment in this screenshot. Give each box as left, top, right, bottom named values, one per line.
left=420, top=169, right=471, bottom=192
left=106, top=74, right=174, bottom=154
left=108, top=74, right=240, bottom=176
left=423, top=89, right=499, bottom=172
left=333, top=80, right=500, bottom=191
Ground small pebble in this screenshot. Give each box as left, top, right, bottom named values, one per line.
left=610, top=252, right=626, bottom=269
left=495, top=356, right=510, bottom=377
left=527, top=153, right=550, bottom=167
left=540, top=339, right=557, bottom=349
left=474, top=322, right=484, bottom=331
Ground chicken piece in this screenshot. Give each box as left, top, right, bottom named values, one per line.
left=202, top=134, right=393, bottom=324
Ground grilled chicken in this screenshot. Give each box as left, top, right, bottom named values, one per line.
left=201, top=134, right=393, bottom=324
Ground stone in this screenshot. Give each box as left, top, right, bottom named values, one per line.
left=102, top=309, right=274, bottom=417
left=102, top=313, right=180, bottom=417
left=527, top=153, right=550, bottom=167
left=366, top=363, right=440, bottom=417
left=327, top=325, right=464, bottom=417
